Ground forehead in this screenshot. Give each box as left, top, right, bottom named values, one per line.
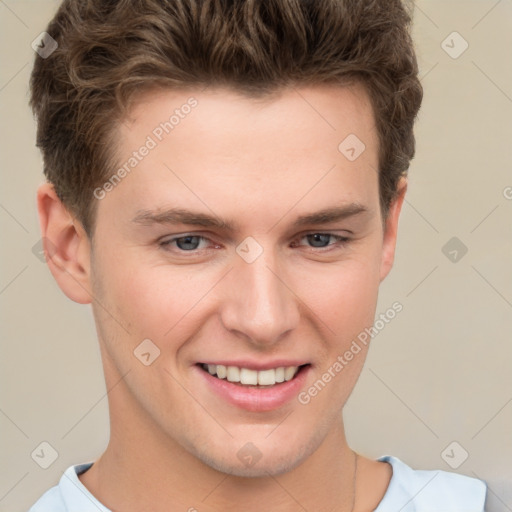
left=121, top=83, right=376, bottom=147
left=100, top=84, right=379, bottom=229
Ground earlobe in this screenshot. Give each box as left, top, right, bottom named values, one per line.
left=36, top=183, right=93, bottom=304
left=379, top=177, right=407, bottom=282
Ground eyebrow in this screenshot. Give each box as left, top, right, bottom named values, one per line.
left=131, top=203, right=369, bottom=232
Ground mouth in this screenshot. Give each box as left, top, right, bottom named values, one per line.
left=198, top=363, right=310, bottom=387
left=196, top=361, right=311, bottom=411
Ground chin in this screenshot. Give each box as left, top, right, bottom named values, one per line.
left=200, top=451, right=302, bottom=478
left=191, top=434, right=318, bottom=478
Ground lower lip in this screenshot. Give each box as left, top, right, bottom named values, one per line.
left=195, top=364, right=311, bottom=412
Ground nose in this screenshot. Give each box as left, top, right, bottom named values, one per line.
left=219, top=243, right=300, bottom=347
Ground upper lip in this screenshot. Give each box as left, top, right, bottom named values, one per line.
left=198, top=360, right=310, bottom=371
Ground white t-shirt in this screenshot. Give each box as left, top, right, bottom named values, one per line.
left=29, top=455, right=487, bottom=511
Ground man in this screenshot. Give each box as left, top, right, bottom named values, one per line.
left=28, top=0, right=487, bottom=510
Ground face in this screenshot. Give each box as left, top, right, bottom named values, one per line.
left=86, top=84, right=402, bottom=477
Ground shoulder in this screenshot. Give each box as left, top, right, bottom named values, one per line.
left=28, top=483, right=66, bottom=512
left=374, top=455, right=487, bottom=512
left=28, top=462, right=109, bottom=512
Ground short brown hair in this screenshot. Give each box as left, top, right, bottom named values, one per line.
left=30, top=0, right=422, bottom=236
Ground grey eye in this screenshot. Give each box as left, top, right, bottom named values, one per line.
left=174, top=235, right=202, bottom=250
left=306, top=234, right=333, bottom=247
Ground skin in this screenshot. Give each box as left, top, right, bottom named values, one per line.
left=37, top=83, right=405, bottom=511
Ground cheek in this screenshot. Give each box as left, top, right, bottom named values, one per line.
left=101, top=258, right=218, bottom=341
left=296, top=258, right=381, bottom=407
left=93, top=232, right=383, bottom=349
left=294, top=251, right=382, bottom=340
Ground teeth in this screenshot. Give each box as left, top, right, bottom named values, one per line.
left=284, top=366, right=297, bottom=381
left=240, top=368, right=258, bottom=385
left=203, top=364, right=300, bottom=386
left=226, top=366, right=240, bottom=383
left=257, top=369, right=275, bottom=386
left=216, top=365, right=227, bottom=379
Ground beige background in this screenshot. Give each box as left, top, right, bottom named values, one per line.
left=1, top=1, right=511, bottom=511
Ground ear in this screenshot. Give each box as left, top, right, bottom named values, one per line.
left=36, top=183, right=92, bottom=304
left=379, top=177, right=407, bottom=282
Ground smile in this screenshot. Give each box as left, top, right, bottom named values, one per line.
left=201, top=363, right=302, bottom=387
left=196, top=361, right=311, bottom=411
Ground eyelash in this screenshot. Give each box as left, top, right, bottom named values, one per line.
left=159, top=232, right=351, bottom=253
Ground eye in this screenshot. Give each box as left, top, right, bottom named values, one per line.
left=293, top=233, right=350, bottom=249
left=158, top=232, right=351, bottom=255
left=160, top=235, right=212, bottom=251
